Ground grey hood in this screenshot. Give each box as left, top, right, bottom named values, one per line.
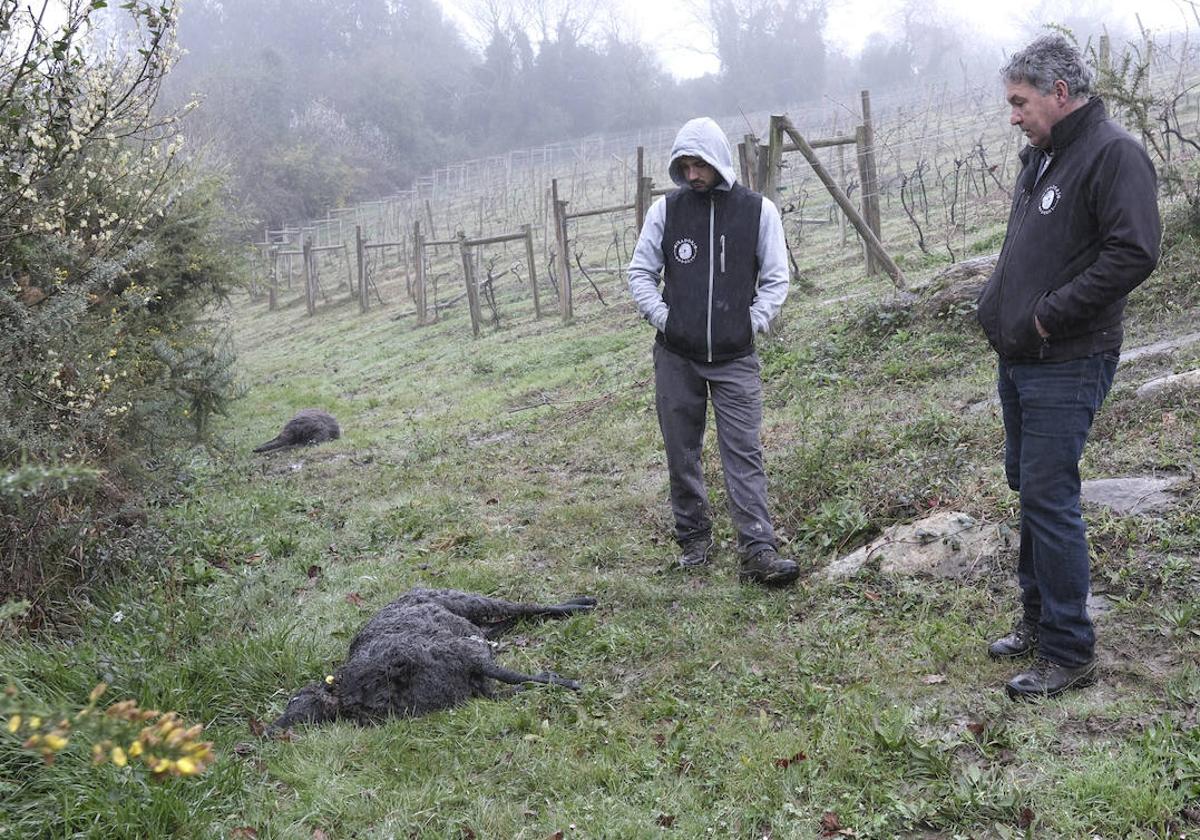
left=668, top=117, right=737, bottom=192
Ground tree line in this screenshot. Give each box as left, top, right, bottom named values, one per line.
left=165, top=0, right=1021, bottom=229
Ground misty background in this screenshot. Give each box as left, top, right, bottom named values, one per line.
left=156, top=0, right=1176, bottom=228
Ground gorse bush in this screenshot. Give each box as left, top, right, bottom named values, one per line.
left=0, top=1, right=244, bottom=617
left=2, top=682, right=214, bottom=778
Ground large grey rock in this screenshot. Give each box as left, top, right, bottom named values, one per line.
left=921, top=254, right=998, bottom=317
left=1121, top=331, right=1200, bottom=365
left=1135, top=368, right=1200, bottom=400
left=1081, top=476, right=1185, bottom=515
left=826, top=510, right=1012, bottom=580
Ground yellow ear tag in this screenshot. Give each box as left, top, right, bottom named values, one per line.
left=325, top=675, right=335, bottom=685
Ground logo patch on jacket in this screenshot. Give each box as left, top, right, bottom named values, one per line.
left=1038, top=184, right=1061, bottom=215
left=672, top=238, right=698, bottom=264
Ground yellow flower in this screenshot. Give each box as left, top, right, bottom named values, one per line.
left=175, top=757, right=197, bottom=776
left=325, top=675, right=335, bottom=685
left=29, top=716, right=41, bottom=730
left=128, top=740, right=144, bottom=758
left=88, top=683, right=108, bottom=703
left=111, top=746, right=127, bottom=767
left=6, top=715, right=20, bottom=733
left=42, top=733, right=68, bottom=752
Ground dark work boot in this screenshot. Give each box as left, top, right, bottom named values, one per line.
left=677, top=536, right=714, bottom=569
left=738, top=548, right=799, bottom=586
left=987, top=618, right=1039, bottom=659
left=1005, top=657, right=1097, bottom=700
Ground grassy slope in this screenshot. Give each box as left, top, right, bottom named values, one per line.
left=5, top=204, right=1200, bottom=838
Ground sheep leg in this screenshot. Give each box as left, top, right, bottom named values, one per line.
left=475, top=596, right=596, bottom=639
left=480, top=662, right=581, bottom=691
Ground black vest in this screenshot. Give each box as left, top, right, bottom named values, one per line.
left=657, top=182, right=763, bottom=363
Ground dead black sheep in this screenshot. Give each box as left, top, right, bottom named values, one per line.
left=267, top=588, right=596, bottom=733
left=253, top=409, right=340, bottom=453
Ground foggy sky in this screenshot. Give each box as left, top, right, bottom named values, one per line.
left=436, top=0, right=1195, bottom=80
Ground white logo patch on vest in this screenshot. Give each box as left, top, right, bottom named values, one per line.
left=1038, top=184, right=1061, bottom=215
left=673, top=237, right=698, bottom=264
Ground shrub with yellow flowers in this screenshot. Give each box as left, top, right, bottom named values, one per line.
left=2, top=682, right=214, bottom=778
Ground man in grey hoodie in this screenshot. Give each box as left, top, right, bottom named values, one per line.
left=627, top=117, right=797, bottom=586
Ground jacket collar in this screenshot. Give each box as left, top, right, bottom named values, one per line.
left=1049, top=95, right=1107, bottom=150
left=1019, top=96, right=1107, bottom=165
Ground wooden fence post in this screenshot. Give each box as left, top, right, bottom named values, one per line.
left=552, top=178, right=572, bottom=322
left=742, top=134, right=759, bottom=189
left=355, top=224, right=367, bottom=314
left=459, top=232, right=482, bottom=338
left=855, top=125, right=876, bottom=275
left=302, top=237, right=316, bottom=317
left=755, top=142, right=770, bottom=195
left=637, top=176, right=654, bottom=234
left=634, top=146, right=647, bottom=231
left=414, top=220, right=428, bottom=325
left=401, top=234, right=413, bottom=301
left=268, top=246, right=278, bottom=311
left=765, top=114, right=785, bottom=201
left=522, top=223, right=541, bottom=319
left=860, top=90, right=883, bottom=276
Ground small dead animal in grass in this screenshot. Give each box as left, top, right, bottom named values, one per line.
left=267, top=588, right=596, bottom=733
left=253, top=409, right=341, bottom=453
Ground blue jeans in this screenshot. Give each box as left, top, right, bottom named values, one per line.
left=997, top=352, right=1118, bottom=667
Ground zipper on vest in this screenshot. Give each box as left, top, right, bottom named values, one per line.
left=707, top=197, right=715, bottom=362
left=720, top=234, right=726, bottom=273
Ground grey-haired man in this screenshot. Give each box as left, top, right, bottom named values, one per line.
left=977, top=36, right=1160, bottom=698
left=627, top=117, right=797, bottom=586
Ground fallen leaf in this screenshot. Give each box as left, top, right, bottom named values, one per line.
left=546, top=832, right=564, bottom=840
left=652, top=733, right=666, bottom=748
left=231, top=829, right=258, bottom=839
left=247, top=717, right=265, bottom=737
left=862, top=589, right=880, bottom=601
left=773, top=751, right=807, bottom=768
left=821, top=811, right=842, bottom=834
left=966, top=720, right=986, bottom=737
left=307, top=564, right=322, bottom=579
left=460, top=827, right=476, bottom=839
left=921, top=674, right=947, bottom=685
left=345, top=592, right=366, bottom=608
left=313, top=830, right=330, bottom=840
left=486, top=497, right=499, bottom=505
left=233, top=741, right=256, bottom=756
left=656, top=814, right=675, bottom=827
left=1017, top=806, right=1035, bottom=829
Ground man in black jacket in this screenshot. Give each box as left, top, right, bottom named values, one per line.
left=977, top=36, right=1160, bottom=698
left=627, top=117, right=798, bottom=586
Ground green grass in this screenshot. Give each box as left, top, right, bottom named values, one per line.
left=5, top=174, right=1200, bottom=840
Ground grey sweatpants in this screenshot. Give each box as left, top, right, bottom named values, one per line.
left=653, top=343, right=777, bottom=557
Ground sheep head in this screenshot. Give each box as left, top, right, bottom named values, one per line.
left=267, top=681, right=340, bottom=734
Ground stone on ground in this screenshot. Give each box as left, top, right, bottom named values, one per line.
left=1135, top=368, right=1200, bottom=400
left=827, top=510, right=1012, bottom=580
left=1081, top=476, right=1184, bottom=515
